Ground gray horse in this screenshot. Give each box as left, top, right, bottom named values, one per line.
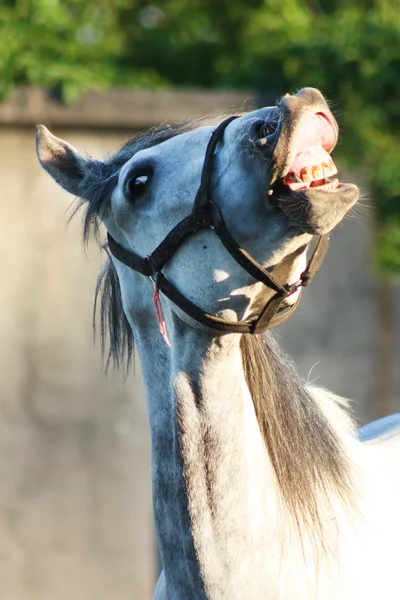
left=37, top=88, right=400, bottom=599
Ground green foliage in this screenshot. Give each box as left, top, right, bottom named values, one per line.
left=0, top=0, right=167, bottom=102
left=2, top=0, right=400, bottom=271
left=233, top=1, right=400, bottom=273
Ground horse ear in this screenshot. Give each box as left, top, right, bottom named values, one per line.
left=36, top=125, right=89, bottom=196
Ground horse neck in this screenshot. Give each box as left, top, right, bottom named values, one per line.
left=134, top=318, right=284, bottom=599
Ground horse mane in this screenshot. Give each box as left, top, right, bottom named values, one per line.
left=94, top=252, right=134, bottom=374
left=241, top=334, right=356, bottom=541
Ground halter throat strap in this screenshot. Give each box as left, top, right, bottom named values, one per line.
left=107, top=117, right=329, bottom=335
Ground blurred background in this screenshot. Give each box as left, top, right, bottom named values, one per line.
left=1, top=1, right=400, bottom=598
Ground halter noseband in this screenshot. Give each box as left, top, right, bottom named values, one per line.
left=107, top=116, right=329, bottom=335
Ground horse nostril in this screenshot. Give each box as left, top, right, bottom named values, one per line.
left=252, top=119, right=279, bottom=152
left=253, top=120, right=278, bottom=140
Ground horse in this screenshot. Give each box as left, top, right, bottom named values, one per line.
left=36, top=87, right=400, bottom=599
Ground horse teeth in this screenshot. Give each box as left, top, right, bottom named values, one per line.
left=286, top=161, right=338, bottom=184
left=288, top=173, right=301, bottom=182
left=328, top=159, right=338, bottom=175
left=322, top=162, right=332, bottom=177
left=312, top=165, right=322, bottom=179
left=299, top=167, right=312, bottom=182
left=317, top=177, right=339, bottom=190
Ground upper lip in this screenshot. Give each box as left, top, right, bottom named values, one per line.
left=255, top=89, right=339, bottom=186
left=273, top=111, right=338, bottom=185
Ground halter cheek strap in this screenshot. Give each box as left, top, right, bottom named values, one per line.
left=107, top=117, right=329, bottom=336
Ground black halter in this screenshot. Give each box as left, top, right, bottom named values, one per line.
left=107, top=116, right=329, bottom=335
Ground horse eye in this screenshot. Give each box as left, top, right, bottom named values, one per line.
left=125, top=173, right=151, bottom=200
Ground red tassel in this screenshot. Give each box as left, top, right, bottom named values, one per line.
left=153, top=284, right=172, bottom=348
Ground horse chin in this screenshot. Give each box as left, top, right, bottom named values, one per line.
left=271, top=181, right=359, bottom=235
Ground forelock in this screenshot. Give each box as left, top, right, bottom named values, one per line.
left=74, top=115, right=228, bottom=242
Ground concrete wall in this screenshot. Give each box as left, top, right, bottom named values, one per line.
left=0, top=129, right=154, bottom=600
left=1, top=118, right=399, bottom=600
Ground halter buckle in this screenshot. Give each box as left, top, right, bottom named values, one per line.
left=284, top=279, right=303, bottom=296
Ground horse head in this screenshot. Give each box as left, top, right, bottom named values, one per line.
left=36, top=88, right=358, bottom=335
